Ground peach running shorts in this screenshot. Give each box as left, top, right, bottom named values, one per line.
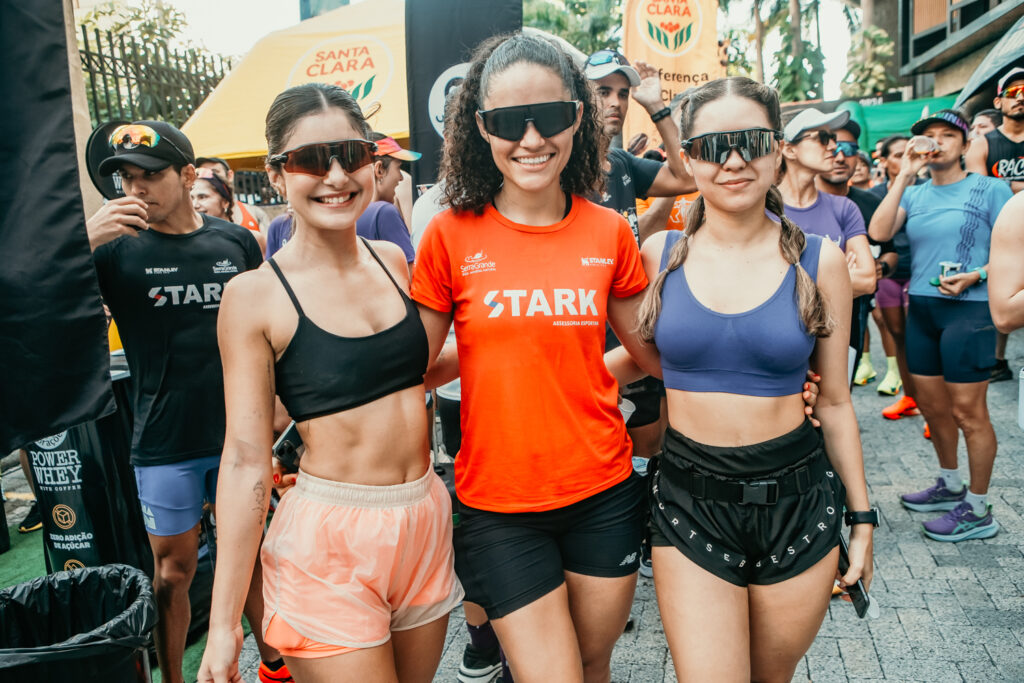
left=261, top=467, right=464, bottom=657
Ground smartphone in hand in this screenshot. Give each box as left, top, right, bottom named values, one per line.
left=838, top=533, right=879, bottom=619
left=272, top=421, right=304, bottom=473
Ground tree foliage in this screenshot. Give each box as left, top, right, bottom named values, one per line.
left=770, top=8, right=825, bottom=101
left=840, top=25, right=897, bottom=98
left=719, top=28, right=754, bottom=78
left=523, top=0, right=624, bottom=54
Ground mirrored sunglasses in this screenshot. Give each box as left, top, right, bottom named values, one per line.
left=476, top=101, right=581, bottom=141
left=108, top=123, right=189, bottom=159
left=835, top=141, right=859, bottom=157
left=683, top=128, right=782, bottom=165
left=268, top=139, right=377, bottom=176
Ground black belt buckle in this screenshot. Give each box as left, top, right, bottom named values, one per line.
left=740, top=479, right=779, bottom=505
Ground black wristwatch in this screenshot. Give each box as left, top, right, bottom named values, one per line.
left=650, top=106, right=672, bottom=123
left=844, top=508, right=879, bottom=528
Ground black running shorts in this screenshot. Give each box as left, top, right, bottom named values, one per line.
left=906, top=295, right=996, bottom=383
left=454, top=472, right=646, bottom=619
left=650, top=421, right=845, bottom=587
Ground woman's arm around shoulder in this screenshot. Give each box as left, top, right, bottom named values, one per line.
left=199, top=268, right=278, bottom=683
left=810, top=239, right=874, bottom=590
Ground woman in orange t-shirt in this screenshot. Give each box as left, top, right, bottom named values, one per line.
left=411, top=34, right=656, bottom=682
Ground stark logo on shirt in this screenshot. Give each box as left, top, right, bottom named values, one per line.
left=483, top=289, right=598, bottom=318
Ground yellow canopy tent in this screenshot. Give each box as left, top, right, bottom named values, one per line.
left=182, top=0, right=407, bottom=170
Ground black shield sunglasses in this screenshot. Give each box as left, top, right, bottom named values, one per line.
left=682, top=128, right=783, bottom=164
left=476, top=101, right=581, bottom=141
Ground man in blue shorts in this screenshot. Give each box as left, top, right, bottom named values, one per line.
left=870, top=110, right=1012, bottom=542
left=88, top=121, right=289, bottom=682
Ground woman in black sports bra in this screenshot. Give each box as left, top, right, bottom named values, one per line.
left=199, top=84, right=462, bottom=683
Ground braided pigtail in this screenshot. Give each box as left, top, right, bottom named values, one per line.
left=765, top=186, right=834, bottom=337
left=636, top=195, right=706, bottom=341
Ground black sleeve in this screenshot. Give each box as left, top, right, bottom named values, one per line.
left=243, top=229, right=263, bottom=270
left=615, top=148, right=663, bottom=199
left=91, top=240, right=116, bottom=299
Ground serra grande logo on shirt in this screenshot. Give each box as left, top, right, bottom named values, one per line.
left=461, top=251, right=496, bottom=276
left=213, top=259, right=238, bottom=274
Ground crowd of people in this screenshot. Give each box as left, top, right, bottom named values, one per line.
left=12, top=30, right=1023, bottom=683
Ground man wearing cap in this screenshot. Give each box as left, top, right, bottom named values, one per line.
left=870, top=109, right=1012, bottom=543
left=584, top=49, right=696, bottom=244
left=88, top=121, right=288, bottom=683
left=195, top=156, right=270, bottom=252
left=354, top=134, right=419, bottom=272
left=965, top=65, right=1024, bottom=382
left=814, top=118, right=901, bottom=392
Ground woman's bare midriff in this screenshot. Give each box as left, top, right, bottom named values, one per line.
left=666, top=389, right=807, bottom=447
left=293, top=384, right=431, bottom=486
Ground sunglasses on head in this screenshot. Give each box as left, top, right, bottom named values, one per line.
left=477, top=101, right=581, bottom=141
left=1001, top=84, right=1024, bottom=99
left=682, top=128, right=782, bottom=164
left=793, top=129, right=837, bottom=147
left=834, top=141, right=859, bottom=157
left=268, top=139, right=377, bottom=176
left=109, top=123, right=189, bottom=159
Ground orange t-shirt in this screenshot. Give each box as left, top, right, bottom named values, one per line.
left=412, top=198, right=648, bottom=513
left=635, top=192, right=701, bottom=231
left=235, top=201, right=261, bottom=233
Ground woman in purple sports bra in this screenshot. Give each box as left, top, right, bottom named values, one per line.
left=615, top=77, right=874, bottom=681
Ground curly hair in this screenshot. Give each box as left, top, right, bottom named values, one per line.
left=636, top=77, right=834, bottom=341
left=440, top=32, right=606, bottom=214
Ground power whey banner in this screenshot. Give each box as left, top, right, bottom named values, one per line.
left=404, top=0, right=522, bottom=193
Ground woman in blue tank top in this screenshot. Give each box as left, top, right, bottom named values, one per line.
left=613, top=78, right=875, bottom=681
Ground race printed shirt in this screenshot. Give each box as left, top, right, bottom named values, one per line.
left=412, top=197, right=647, bottom=512
left=93, top=215, right=262, bottom=466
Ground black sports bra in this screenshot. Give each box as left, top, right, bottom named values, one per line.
left=268, top=239, right=429, bottom=422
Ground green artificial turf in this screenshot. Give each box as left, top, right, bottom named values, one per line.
left=0, top=524, right=48, bottom=589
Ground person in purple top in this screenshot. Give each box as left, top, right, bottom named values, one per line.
left=355, top=134, right=418, bottom=270
left=777, top=108, right=876, bottom=302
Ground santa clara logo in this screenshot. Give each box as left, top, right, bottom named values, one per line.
left=635, top=0, right=702, bottom=57
left=288, top=34, right=394, bottom=102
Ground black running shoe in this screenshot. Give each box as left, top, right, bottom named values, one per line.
left=458, top=643, right=501, bottom=683
left=18, top=501, right=42, bottom=533
left=990, top=359, right=1013, bottom=383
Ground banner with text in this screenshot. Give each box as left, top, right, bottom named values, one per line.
left=622, top=0, right=724, bottom=147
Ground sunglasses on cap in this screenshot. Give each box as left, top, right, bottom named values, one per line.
left=587, top=50, right=626, bottom=67
left=793, top=129, right=837, bottom=147
left=268, top=139, right=377, bottom=176
left=1002, top=84, right=1024, bottom=99
left=476, top=101, right=581, bottom=141
left=834, top=141, right=859, bottom=157
left=682, top=128, right=782, bottom=165
left=108, top=123, right=190, bottom=159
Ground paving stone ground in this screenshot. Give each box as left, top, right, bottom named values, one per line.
left=5, top=325, right=1022, bottom=682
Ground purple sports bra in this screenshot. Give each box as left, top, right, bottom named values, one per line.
left=653, top=231, right=823, bottom=397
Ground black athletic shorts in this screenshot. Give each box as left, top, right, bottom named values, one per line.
left=906, top=295, right=996, bottom=383
left=454, top=472, right=646, bottom=619
left=650, top=420, right=844, bottom=587
left=622, top=376, right=666, bottom=428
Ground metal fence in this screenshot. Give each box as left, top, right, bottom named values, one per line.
left=78, top=28, right=228, bottom=129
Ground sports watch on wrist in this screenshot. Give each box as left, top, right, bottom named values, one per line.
left=844, top=508, right=879, bottom=527
left=650, top=106, right=672, bottom=123
left=972, top=267, right=987, bottom=282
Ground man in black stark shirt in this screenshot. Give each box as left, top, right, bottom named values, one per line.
left=88, top=121, right=286, bottom=683
left=584, top=49, right=696, bottom=245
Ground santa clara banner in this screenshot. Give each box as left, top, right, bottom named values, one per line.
left=622, top=0, right=725, bottom=145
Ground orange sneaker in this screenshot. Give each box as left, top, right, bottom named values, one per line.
left=882, top=396, right=920, bottom=420
left=924, top=423, right=931, bottom=439
left=258, top=660, right=294, bottom=683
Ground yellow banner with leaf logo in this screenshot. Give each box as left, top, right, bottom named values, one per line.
left=622, top=0, right=724, bottom=147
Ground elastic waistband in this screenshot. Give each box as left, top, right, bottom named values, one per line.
left=664, top=419, right=821, bottom=477
left=293, top=467, right=435, bottom=507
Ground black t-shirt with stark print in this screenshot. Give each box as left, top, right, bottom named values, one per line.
left=93, top=215, right=262, bottom=466
left=592, top=147, right=662, bottom=245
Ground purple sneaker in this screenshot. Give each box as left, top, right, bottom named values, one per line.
left=899, top=477, right=966, bottom=512
left=922, top=502, right=999, bottom=542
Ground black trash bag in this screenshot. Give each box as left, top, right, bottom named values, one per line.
left=0, top=563, right=156, bottom=681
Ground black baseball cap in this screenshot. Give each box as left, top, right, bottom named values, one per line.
left=195, top=156, right=231, bottom=172
left=839, top=119, right=861, bottom=140
left=910, top=109, right=970, bottom=140
left=98, top=120, right=195, bottom=176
